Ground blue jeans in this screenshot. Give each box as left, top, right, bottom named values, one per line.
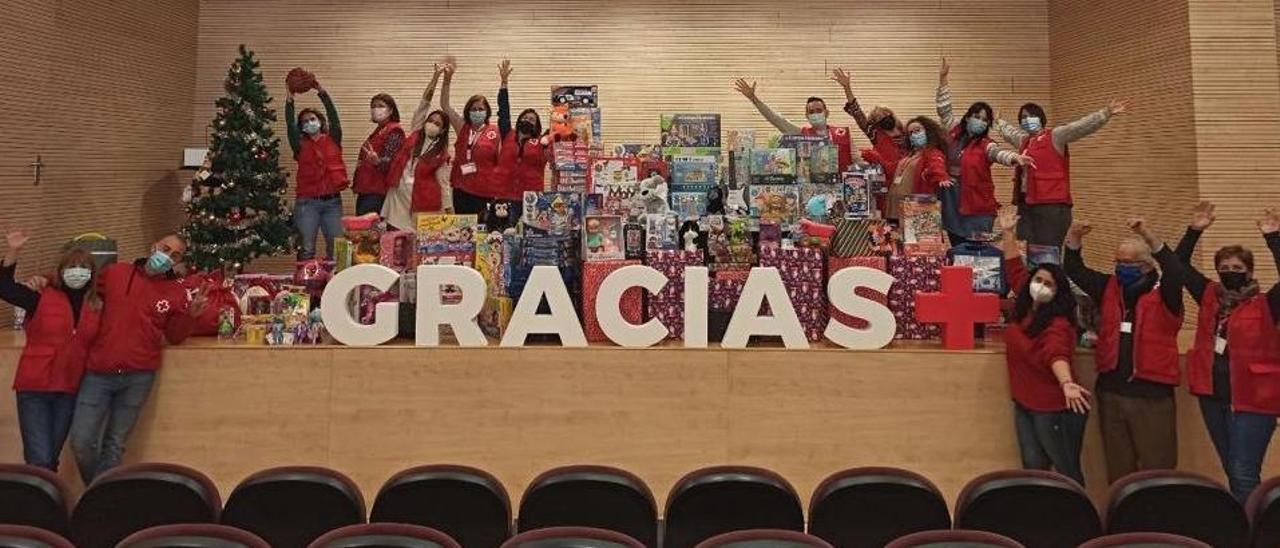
left=16, top=392, right=76, bottom=471
left=68, top=372, right=155, bottom=484
left=295, top=195, right=344, bottom=260
left=1014, top=403, right=1088, bottom=486
left=1198, top=397, right=1277, bottom=502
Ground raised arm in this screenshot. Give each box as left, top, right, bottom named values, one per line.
left=733, top=78, right=802, bottom=134
left=1063, top=221, right=1110, bottom=303
left=993, top=113, right=1028, bottom=150
left=409, top=65, right=444, bottom=134
left=1051, top=99, right=1127, bottom=152
left=1176, top=201, right=1216, bottom=302
left=0, top=230, right=40, bottom=315
left=497, top=59, right=512, bottom=138
left=997, top=208, right=1030, bottom=290
left=1130, top=217, right=1185, bottom=315
left=985, top=142, right=1036, bottom=170
left=318, top=85, right=342, bottom=145
left=1261, top=209, right=1280, bottom=318
left=936, top=58, right=956, bottom=129
left=831, top=68, right=872, bottom=137
left=440, top=62, right=465, bottom=133
left=285, top=91, right=301, bottom=157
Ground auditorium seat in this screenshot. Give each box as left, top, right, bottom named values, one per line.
left=0, top=525, right=73, bottom=548
left=1247, top=475, right=1280, bottom=548
left=517, top=465, right=657, bottom=547
left=694, top=529, right=834, bottom=548
left=308, top=523, right=462, bottom=548
left=69, top=462, right=221, bottom=548
left=954, top=469, right=1101, bottom=548
left=500, top=526, right=645, bottom=548
left=370, top=464, right=512, bottom=548
left=222, top=465, right=366, bottom=548
left=0, top=464, right=70, bottom=535
left=883, top=530, right=1026, bottom=548
left=1105, top=470, right=1248, bottom=548
left=116, top=523, right=271, bottom=548
left=807, top=467, right=950, bottom=548
left=663, top=465, right=804, bottom=548
left=1078, top=532, right=1213, bottom=548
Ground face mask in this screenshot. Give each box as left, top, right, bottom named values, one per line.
left=1029, top=280, right=1055, bottom=304
left=62, top=267, right=92, bottom=290
left=517, top=120, right=537, bottom=135
left=301, top=119, right=321, bottom=135
left=145, top=250, right=173, bottom=275
left=967, top=117, right=989, bottom=135
left=807, top=112, right=828, bottom=126
left=372, top=107, right=390, bottom=123
left=909, top=130, right=928, bottom=149
left=424, top=123, right=442, bottom=138
left=1022, top=116, right=1043, bottom=133
left=469, top=110, right=487, bottom=126
left=1219, top=271, right=1250, bottom=291
left=1115, top=264, right=1145, bottom=287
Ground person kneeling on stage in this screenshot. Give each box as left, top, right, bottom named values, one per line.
left=1064, top=217, right=1185, bottom=483
left=996, top=208, right=1089, bottom=485
left=1173, top=202, right=1280, bottom=502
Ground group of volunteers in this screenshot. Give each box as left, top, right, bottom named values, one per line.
left=1, top=231, right=208, bottom=483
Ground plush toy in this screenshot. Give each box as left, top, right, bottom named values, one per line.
left=637, top=175, right=669, bottom=214
left=797, top=219, right=836, bottom=249
left=683, top=226, right=699, bottom=253
left=806, top=195, right=829, bottom=221
left=285, top=67, right=318, bottom=94
left=706, top=185, right=726, bottom=215
left=483, top=201, right=517, bottom=234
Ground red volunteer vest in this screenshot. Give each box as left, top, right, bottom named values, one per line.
left=412, top=153, right=449, bottom=212
left=1187, top=284, right=1280, bottom=414
left=295, top=133, right=349, bottom=198
left=802, top=125, right=853, bottom=173
left=949, top=127, right=999, bottom=216
left=497, top=133, right=548, bottom=201
left=353, top=121, right=403, bottom=195
left=1015, top=130, right=1071, bottom=205
left=1095, top=277, right=1183, bottom=385
left=15, top=288, right=100, bottom=393
left=451, top=123, right=503, bottom=199
left=871, top=131, right=902, bottom=182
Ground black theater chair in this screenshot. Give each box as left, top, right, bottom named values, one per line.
left=517, top=465, right=657, bottom=547
left=69, top=462, right=221, bottom=548
left=807, top=467, right=950, bottom=548
left=308, top=523, right=462, bottom=548
left=0, top=525, right=73, bottom=548
left=0, top=464, right=70, bottom=535
left=694, top=529, right=833, bottom=548
left=117, top=523, right=271, bottom=548
left=1079, top=532, right=1213, bottom=548
left=500, top=526, right=645, bottom=548
left=222, top=466, right=366, bottom=548
left=954, top=469, right=1101, bottom=548
left=370, top=464, right=512, bottom=548
left=663, top=465, right=804, bottom=548
left=1105, top=470, right=1248, bottom=548
left=884, top=530, right=1026, bottom=548
left=1247, top=475, right=1280, bottom=547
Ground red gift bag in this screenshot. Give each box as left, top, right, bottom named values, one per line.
left=181, top=271, right=241, bottom=336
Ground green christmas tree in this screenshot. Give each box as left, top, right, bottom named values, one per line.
left=182, top=44, right=294, bottom=272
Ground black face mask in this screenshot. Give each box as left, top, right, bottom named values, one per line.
left=1219, top=271, right=1251, bottom=291
left=517, top=120, right=537, bottom=135
left=877, top=116, right=897, bottom=130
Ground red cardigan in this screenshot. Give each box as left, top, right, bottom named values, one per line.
left=1002, top=257, right=1078, bottom=412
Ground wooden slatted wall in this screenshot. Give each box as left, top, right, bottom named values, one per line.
left=190, top=0, right=1052, bottom=271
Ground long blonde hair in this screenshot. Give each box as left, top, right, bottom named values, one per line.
left=52, top=248, right=102, bottom=310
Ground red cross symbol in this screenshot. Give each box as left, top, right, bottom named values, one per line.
left=914, top=266, right=1002, bottom=349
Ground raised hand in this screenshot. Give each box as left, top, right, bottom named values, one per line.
left=1063, top=382, right=1092, bottom=414
left=1108, top=99, right=1131, bottom=116
left=732, top=78, right=758, bottom=100
left=1127, top=217, right=1149, bottom=236
left=1066, top=221, right=1093, bottom=246
left=831, top=67, right=853, bottom=90
left=1259, top=207, right=1280, bottom=234
left=1189, top=201, right=1216, bottom=231
left=498, top=59, right=512, bottom=85
left=5, top=229, right=30, bottom=250
left=188, top=284, right=211, bottom=317
left=939, top=56, right=950, bottom=84
left=1011, top=154, right=1037, bottom=169
left=996, top=207, right=1020, bottom=234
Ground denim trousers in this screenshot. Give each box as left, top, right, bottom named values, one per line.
left=67, top=371, right=156, bottom=484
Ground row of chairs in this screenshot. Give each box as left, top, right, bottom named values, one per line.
left=1, top=462, right=1278, bottom=548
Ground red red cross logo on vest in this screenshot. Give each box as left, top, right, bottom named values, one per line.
left=914, top=265, right=1002, bottom=349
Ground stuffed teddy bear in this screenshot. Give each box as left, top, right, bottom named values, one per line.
left=706, top=185, right=726, bottom=215
left=483, top=201, right=518, bottom=235
left=637, top=175, right=669, bottom=214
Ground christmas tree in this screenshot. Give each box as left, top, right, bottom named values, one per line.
left=182, top=44, right=294, bottom=272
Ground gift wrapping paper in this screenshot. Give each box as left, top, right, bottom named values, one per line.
left=760, top=246, right=828, bottom=341
left=645, top=249, right=704, bottom=340
left=582, top=260, right=644, bottom=342
left=888, top=255, right=946, bottom=340
left=827, top=256, right=888, bottom=330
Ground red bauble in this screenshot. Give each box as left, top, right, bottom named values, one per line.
left=285, top=68, right=317, bottom=94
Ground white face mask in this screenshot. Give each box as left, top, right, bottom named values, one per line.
left=424, top=122, right=442, bottom=138
left=61, top=267, right=92, bottom=290
left=1029, top=280, right=1056, bottom=304
left=371, top=106, right=390, bottom=123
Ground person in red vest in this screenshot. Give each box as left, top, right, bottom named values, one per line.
left=0, top=230, right=102, bottom=471
left=383, top=63, right=452, bottom=230
left=1064, top=218, right=1185, bottom=484
left=881, top=117, right=952, bottom=222
left=994, top=99, right=1129, bottom=247
left=285, top=78, right=348, bottom=260
left=994, top=208, right=1089, bottom=486
left=732, top=77, right=854, bottom=172
left=935, top=58, right=1035, bottom=244
left=1171, top=202, right=1280, bottom=501
left=352, top=93, right=406, bottom=216
left=66, top=234, right=209, bottom=483
left=832, top=67, right=908, bottom=215
left=495, top=59, right=550, bottom=220
left=441, top=61, right=504, bottom=216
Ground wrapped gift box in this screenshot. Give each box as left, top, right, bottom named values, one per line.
left=760, top=246, right=828, bottom=341
left=888, top=255, right=947, bottom=340
left=582, top=260, right=644, bottom=343
left=645, top=249, right=704, bottom=340
left=379, top=230, right=416, bottom=271
left=479, top=296, right=514, bottom=339
left=827, top=256, right=889, bottom=330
